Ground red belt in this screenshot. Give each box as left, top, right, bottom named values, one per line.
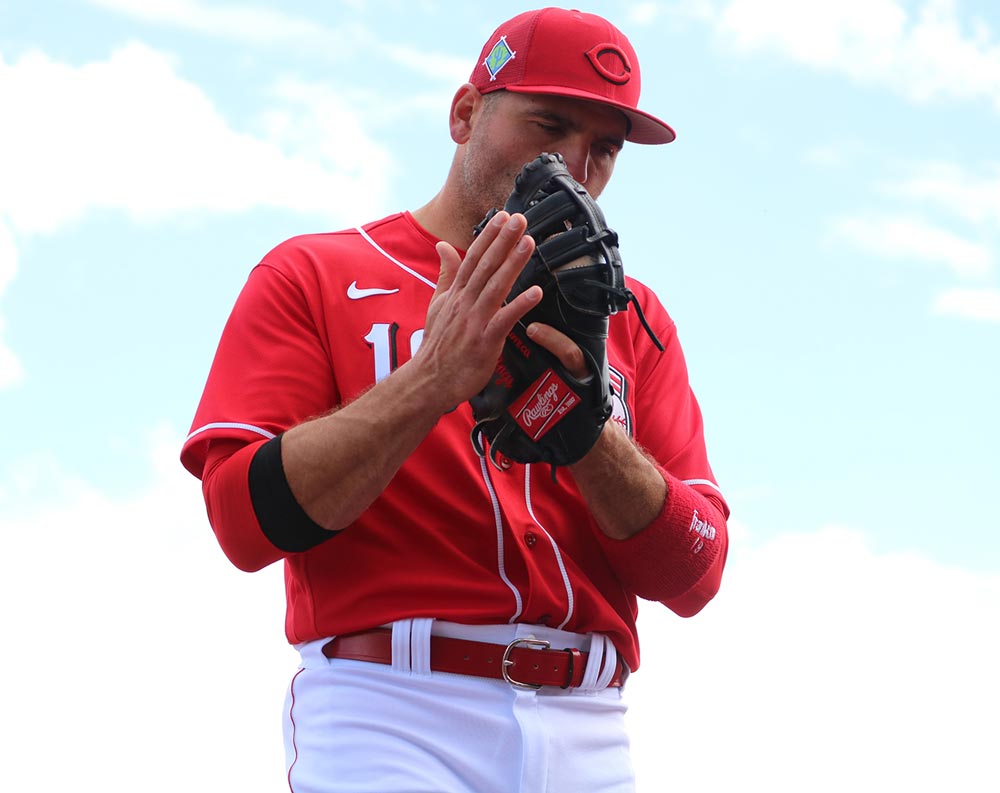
left=321, top=628, right=625, bottom=690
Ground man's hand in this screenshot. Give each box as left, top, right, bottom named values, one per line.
left=279, top=211, right=541, bottom=532
left=416, top=210, right=541, bottom=413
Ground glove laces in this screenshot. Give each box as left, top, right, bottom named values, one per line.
left=580, top=279, right=665, bottom=352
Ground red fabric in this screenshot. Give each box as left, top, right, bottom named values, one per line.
left=182, top=212, right=728, bottom=670
left=596, top=466, right=728, bottom=617
left=202, top=438, right=276, bottom=572
left=468, top=8, right=675, bottom=144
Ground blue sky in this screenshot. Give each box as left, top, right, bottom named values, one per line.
left=1, top=1, right=998, bottom=791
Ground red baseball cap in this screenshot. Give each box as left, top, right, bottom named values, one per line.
left=469, top=7, right=675, bottom=145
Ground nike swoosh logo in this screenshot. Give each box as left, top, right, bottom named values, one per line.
left=347, top=281, right=400, bottom=300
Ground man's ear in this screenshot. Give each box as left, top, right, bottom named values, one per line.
left=450, top=83, right=483, bottom=144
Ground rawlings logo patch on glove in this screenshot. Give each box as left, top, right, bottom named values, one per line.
left=470, top=152, right=663, bottom=470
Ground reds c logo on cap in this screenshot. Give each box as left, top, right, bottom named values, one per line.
left=585, top=44, right=632, bottom=85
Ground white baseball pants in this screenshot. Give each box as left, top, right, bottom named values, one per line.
left=283, top=619, right=635, bottom=793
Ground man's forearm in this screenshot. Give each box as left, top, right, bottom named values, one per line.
left=569, top=422, right=667, bottom=540
left=280, top=359, right=449, bottom=532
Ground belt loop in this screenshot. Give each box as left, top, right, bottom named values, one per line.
left=594, top=636, right=619, bottom=690
left=579, top=634, right=608, bottom=691
left=409, top=618, right=434, bottom=676
left=390, top=620, right=413, bottom=673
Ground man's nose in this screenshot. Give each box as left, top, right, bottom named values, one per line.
left=560, top=144, right=590, bottom=185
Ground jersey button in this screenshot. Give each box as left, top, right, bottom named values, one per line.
left=524, top=532, right=537, bottom=547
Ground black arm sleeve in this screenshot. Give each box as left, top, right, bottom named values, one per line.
left=248, top=433, right=340, bottom=553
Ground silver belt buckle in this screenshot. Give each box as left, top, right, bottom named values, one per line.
left=502, top=638, right=551, bottom=690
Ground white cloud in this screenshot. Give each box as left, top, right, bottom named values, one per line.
left=0, top=316, right=22, bottom=390
left=882, top=161, right=1000, bottom=227
left=628, top=3, right=662, bottom=26
left=379, top=42, right=471, bottom=84
left=0, top=426, right=296, bottom=792
left=802, top=138, right=871, bottom=169
left=0, top=220, right=23, bottom=389
left=829, top=163, right=1000, bottom=322
left=91, top=0, right=471, bottom=83
left=832, top=214, right=992, bottom=278
left=711, top=0, right=1000, bottom=110
left=718, top=0, right=907, bottom=67
left=0, top=219, right=14, bottom=296
left=0, top=41, right=391, bottom=389
left=0, top=43, right=390, bottom=234
left=89, top=0, right=331, bottom=46
left=933, top=286, right=1000, bottom=322
left=628, top=524, right=1000, bottom=792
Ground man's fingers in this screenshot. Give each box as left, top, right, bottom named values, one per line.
left=463, top=213, right=531, bottom=293
left=526, top=322, right=589, bottom=379
left=434, top=241, right=461, bottom=295
left=452, top=211, right=510, bottom=289
left=473, top=225, right=534, bottom=309
left=493, top=285, right=542, bottom=333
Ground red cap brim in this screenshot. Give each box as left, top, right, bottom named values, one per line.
left=503, top=83, right=676, bottom=144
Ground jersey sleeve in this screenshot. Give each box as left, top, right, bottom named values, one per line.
left=180, top=255, right=341, bottom=570
left=597, top=280, right=730, bottom=616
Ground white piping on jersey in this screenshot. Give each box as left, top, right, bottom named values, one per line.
left=524, top=464, right=576, bottom=630
left=478, top=456, right=524, bottom=624
left=355, top=225, right=437, bottom=289
left=683, top=478, right=724, bottom=497
left=185, top=421, right=276, bottom=443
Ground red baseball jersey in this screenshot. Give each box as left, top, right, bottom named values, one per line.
left=181, top=212, right=729, bottom=671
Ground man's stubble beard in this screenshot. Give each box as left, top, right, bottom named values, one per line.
left=459, top=150, right=520, bottom=231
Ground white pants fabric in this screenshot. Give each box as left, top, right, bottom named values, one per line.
left=283, top=619, right=635, bottom=793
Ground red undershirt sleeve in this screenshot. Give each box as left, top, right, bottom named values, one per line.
left=201, top=436, right=342, bottom=572
left=595, top=464, right=729, bottom=617
left=201, top=439, right=284, bottom=573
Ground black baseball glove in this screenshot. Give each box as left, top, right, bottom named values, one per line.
left=469, top=152, right=663, bottom=470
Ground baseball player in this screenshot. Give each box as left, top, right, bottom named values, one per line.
left=181, top=8, right=729, bottom=793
